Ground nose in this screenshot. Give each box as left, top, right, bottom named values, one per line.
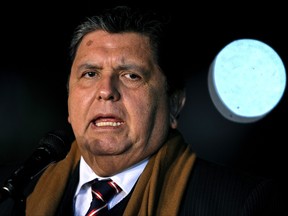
left=97, top=75, right=120, bottom=101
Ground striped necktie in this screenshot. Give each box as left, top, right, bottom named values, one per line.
left=85, top=178, right=122, bottom=216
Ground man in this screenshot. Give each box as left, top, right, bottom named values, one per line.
left=6, top=5, right=285, bottom=215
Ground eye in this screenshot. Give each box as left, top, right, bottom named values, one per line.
left=120, top=72, right=144, bottom=88
left=83, top=71, right=97, bottom=78
left=124, top=73, right=141, bottom=80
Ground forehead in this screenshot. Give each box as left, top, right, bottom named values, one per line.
left=73, top=30, right=156, bottom=69
left=79, top=30, right=151, bottom=53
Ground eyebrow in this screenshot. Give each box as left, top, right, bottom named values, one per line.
left=117, top=64, right=147, bottom=72
left=77, top=63, right=149, bottom=75
left=77, top=63, right=102, bottom=71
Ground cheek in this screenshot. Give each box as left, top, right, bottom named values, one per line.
left=67, top=96, right=74, bottom=122
left=67, top=89, right=91, bottom=124
left=127, top=88, right=169, bottom=129
left=67, top=95, right=79, bottom=128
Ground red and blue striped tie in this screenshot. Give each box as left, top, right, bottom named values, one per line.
left=85, top=178, right=122, bottom=216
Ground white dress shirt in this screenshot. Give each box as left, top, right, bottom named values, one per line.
left=73, top=156, right=149, bottom=216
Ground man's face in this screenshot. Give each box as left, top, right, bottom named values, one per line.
left=68, top=30, right=171, bottom=174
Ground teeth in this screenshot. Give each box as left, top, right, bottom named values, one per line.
left=96, top=122, right=122, bottom=127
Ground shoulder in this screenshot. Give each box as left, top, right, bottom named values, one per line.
left=190, top=157, right=266, bottom=183
left=186, top=157, right=274, bottom=199
left=179, top=157, right=285, bottom=215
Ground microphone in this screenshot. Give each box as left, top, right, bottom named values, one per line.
left=0, top=129, right=71, bottom=202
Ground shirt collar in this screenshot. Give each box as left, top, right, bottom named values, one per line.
left=75, top=156, right=149, bottom=196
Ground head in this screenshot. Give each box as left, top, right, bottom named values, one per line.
left=67, top=6, right=186, bottom=176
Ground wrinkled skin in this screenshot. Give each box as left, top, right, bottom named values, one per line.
left=68, top=30, right=184, bottom=176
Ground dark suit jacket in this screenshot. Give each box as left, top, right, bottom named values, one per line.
left=0, top=157, right=285, bottom=216
left=178, top=158, right=284, bottom=216
left=54, top=157, right=285, bottom=216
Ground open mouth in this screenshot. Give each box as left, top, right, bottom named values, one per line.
left=95, top=121, right=123, bottom=127
left=92, top=117, right=124, bottom=127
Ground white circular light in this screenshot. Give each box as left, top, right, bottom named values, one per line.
left=208, top=38, right=286, bottom=123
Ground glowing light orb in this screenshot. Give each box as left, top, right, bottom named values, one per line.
left=208, top=39, right=286, bottom=123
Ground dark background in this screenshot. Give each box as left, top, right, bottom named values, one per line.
left=0, top=1, right=287, bottom=183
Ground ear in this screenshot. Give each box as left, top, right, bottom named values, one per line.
left=169, top=89, right=186, bottom=129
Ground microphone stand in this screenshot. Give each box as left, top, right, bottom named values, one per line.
left=0, top=182, right=26, bottom=216
left=0, top=165, right=44, bottom=216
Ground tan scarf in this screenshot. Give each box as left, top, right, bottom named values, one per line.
left=26, top=130, right=196, bottom=216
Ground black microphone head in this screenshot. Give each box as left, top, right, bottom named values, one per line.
left=0, top=129, right=72, bottom=202
left=38, top=129, right=72, bottom=162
